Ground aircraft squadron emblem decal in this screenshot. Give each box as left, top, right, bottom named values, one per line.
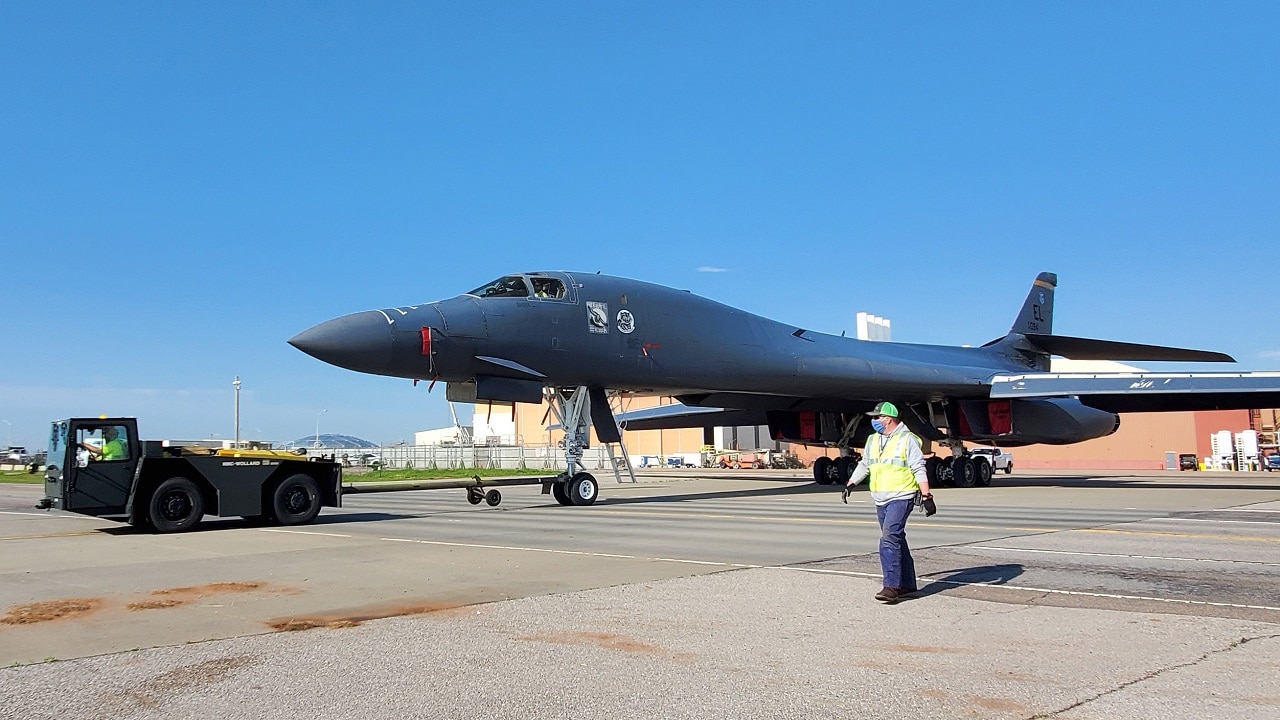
left=616, top=309, right=635, bottom=334
left=587, top=302, right=609, bottom=334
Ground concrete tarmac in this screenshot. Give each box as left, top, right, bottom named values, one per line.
left=1, top=469, right=1279, bottom=719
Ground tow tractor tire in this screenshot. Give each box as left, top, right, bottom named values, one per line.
left=551, top=481, right=572, bottom=506
left=567, top=472, right=598, bottom=506
left=485, top=489, right=502, bottom=507
left=813, top=456, right=839, bottom=485
left=149, top=477, right=204, bottom=533
left=953, top=457, right=977, bottom=488
left=974, top=457, right=993, bottom=487
left=272, top=474, right=322, bottom=526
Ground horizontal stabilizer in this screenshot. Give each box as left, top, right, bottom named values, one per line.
left=1024, top=334, right=1234, bottom=363
left=989, top=371, right=1280, bottom=413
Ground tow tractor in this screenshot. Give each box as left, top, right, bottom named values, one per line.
left=38, top=416, right=606, bottom=533
left=38, top=417, right=343, bottom=533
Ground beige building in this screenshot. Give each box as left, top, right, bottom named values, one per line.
left=496, top=394, right=1265, bottom=472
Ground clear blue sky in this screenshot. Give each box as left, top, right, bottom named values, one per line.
left=2, top=2, right=1277, bottom=450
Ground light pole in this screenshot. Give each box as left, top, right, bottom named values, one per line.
left=315, top=409, right=327, bottom=448
left=233, top=376, right=241, bottom=449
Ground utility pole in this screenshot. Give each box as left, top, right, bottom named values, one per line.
left=233, top=377, right=241, bottom=449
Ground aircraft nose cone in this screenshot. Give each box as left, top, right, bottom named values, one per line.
left=289, top=310, right=395, bottom=375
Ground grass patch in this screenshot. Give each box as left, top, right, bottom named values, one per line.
left=0, top=469, right=45, bottom=484
left=346, top=466, right=537, bottom=483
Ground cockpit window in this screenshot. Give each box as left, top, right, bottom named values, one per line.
left=468, top=276, right=530, bottom=298
left=529, top=277, right=566, bottom=299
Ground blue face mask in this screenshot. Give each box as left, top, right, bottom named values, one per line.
left=871, top=418, right=885, bottom=433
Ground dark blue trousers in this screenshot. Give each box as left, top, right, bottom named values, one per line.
left=876, top=498, right=917, bottom=592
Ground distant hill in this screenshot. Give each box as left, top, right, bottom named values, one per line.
left=289, top=433, right=378, bottom=449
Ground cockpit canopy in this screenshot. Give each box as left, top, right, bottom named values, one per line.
left=468, top=274, right=567, bottom=300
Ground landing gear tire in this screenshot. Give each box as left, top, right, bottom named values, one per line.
left=567, top=472, right=598, bottom=506
left=836, top=456, right=855, bottom=483
left=272, top=474, right=322, bottom=525
left=485, top=489, right=502, bottom=507
left=813, top=456, right=841, bottom=485
left=467, top=488, right=483, bottom=505
left=148, top=477, right=204, bottom=533
left=937, top=457, right=954, bottom=487
left=974, top=458, right=993, bottom=487
left=551, top=481, right=572, bottom=506
left=953, top=457, right=977, bottom=488
left=925, top=456, right=942, bottom=487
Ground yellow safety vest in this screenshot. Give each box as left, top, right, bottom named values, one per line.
left=865, top=430, right=920, bottom=494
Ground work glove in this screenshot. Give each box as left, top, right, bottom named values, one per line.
left=841, top=485, right=851, bottom=503
left=918, top=493, right=937, bottom=517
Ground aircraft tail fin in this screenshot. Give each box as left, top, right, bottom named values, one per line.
left=991, top=272, right=1234, bottom=366
left=1010, top=272, right=1057, bottom=336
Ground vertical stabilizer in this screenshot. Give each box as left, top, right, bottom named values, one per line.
left=1010, top=272, right=1056, bottom=336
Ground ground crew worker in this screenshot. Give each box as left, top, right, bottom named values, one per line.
left=844, top=401, right=931, bottom=604
left=81, top=426, right=127, bottom=462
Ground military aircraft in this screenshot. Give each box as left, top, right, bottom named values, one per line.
left=289, top=271, right=1280, bottom=502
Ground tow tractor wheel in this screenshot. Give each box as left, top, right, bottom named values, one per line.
left=567, top=472, right=598, bottom=506
left=551, top=481, right=572, bottom=505
left=467, top=488, right=483, bottom=505
left=974, top=457, right=994, bottom=487
left=485, top=489, right=502, bottom=507
left=149, top=476, right=204, bottom=533
left=272, top=474, right=322, bottom=525
left=812, top=456, right=839, bottom=485
left=953, top=457, right=977, bottom=488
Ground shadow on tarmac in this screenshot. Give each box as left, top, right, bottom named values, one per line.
left=598, top=481, right=846, bottom=506
left=914, top=563, right=1025, bottom=598
left=980, top=475, right=1280, bottom=491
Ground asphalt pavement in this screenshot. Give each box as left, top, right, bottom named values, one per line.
left=1, top=469, right=1278, bottom=719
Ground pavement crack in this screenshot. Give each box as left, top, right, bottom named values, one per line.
left=1025, top=633, right=1280, bottom=719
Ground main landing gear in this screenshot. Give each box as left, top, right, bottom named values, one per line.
left=925, top=443, right=993, bottom=489
left=541, top=387, right=603, bottom=506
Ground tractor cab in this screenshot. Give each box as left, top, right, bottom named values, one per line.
left=43, top=418, right=141, bottom=517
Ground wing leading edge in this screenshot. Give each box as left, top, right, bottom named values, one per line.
left=989, top=371, right=1280, bottom=413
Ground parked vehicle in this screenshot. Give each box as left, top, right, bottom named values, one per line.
left=969, top=446, right=1014, bottom=474
left=1178, top=453, right=1199, bottom=471
left=1264, top=454, right=1280, bottom=472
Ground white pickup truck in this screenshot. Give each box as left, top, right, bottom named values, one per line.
left=969, top=446, right=1013, bottom=474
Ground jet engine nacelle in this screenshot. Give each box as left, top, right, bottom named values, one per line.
left=999, top=397, right=1120, bottom=445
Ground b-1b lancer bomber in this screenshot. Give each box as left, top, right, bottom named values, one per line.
left=290, top=271, right=1280, bottom=501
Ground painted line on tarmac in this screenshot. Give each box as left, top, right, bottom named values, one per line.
left=0, top=530, right=101, bottom=541
left=1080, top=527, right=1280, bottom=542
left=1164, top=517, right=1280, bottom=526
left=0, top=510, right=93, bottom=519
left=378, top=536, right=759, bottom=568
left=780, top=566, right=1280, bottom=613
left=966, top=545, right=1280, bottom=567
left=593, top=507, right=1061, bottom=533
left=258, top=528, right=354, bottom=538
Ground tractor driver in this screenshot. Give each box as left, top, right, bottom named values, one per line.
left=81, top=426, right=127, bottom=462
